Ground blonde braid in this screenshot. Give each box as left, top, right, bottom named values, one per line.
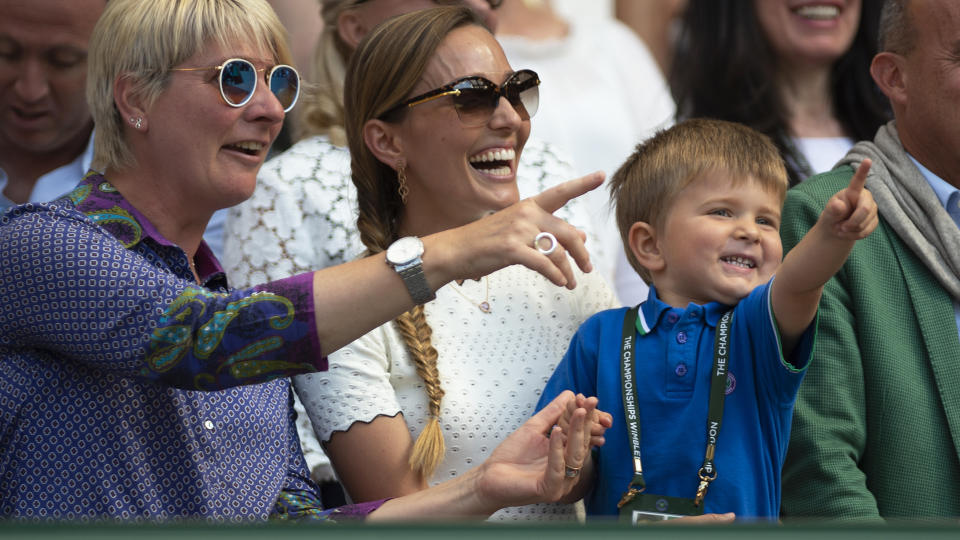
left=393, top=306, right=445, bottom=477
left=344, top=6, right=484, bottom=482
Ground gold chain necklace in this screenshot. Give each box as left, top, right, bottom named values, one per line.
left=450, top=276, right=491, bottom=313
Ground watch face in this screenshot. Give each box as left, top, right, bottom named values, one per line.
left=387, top=236, right=423, bottom=265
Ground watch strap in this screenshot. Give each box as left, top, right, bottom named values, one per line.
left=397, top=263, right=436, bottom=305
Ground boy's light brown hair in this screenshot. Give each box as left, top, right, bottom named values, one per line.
left=610, top=118, right=789, bottom=283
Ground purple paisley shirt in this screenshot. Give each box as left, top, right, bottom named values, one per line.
left=0, top=172, right=383, bottom=521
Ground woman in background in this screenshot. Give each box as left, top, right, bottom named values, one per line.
left=672, top=0, right=890, bottom=185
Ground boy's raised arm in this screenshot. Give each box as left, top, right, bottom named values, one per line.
left=771, top=159, right=877, bottom=353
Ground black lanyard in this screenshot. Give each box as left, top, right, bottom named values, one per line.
left=617, top=306, right=733, bottom=508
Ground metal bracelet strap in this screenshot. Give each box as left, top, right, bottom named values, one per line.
left=616, top=305, right=733, bottom=509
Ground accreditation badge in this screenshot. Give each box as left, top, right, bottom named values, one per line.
left=618, top=492, right=704, bottom=524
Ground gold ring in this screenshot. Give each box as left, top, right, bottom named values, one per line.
left=564, top=464, right=582, bottom=478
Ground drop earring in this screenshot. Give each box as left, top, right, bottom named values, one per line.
left=397, top=161, right=409, bottom=204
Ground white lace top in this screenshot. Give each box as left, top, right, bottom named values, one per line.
left=222, top=134, right=608, bottom=505
left=294, top=263, right=617, bottom=520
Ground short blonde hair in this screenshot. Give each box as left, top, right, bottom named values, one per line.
left=87, top=0, right=292, bottom=171
left=610, top=118, right=788, bottom=283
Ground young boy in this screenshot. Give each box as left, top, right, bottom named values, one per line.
left=537, top=118, right=877, bottom=521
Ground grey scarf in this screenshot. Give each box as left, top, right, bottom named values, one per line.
left=837, top=121, right=960, bottom=302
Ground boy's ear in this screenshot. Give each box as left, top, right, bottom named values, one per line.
left=628, top=221, right=665, bottom=273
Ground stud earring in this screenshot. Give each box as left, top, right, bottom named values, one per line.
left=396, top=161, right=409, bottom=204
left=130, top=117, right=142, bottom=129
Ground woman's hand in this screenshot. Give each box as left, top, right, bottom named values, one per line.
left=367, top=390, right=608, bottom=521
left=472, top=390, right=605, bottom=510
left=424, top=172, right=604, bottom=291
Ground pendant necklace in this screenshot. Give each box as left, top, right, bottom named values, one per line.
left=451, top=276, right=491, bottom=313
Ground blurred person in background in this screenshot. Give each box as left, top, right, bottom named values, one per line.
left=494, top=0, right=676, bottom=307
left=672, top=0, right=890, bottom=186
left=0, top=0, right=101, bottom=212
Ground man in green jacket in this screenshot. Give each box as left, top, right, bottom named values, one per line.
left=780, top=0, right=960, bottom=520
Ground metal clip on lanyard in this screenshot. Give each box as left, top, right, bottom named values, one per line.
left=616, top=306, right=733, bottom=509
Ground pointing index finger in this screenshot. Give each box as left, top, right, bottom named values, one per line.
left=848, top=158, right=872, bottom=195
left=531, top=172, right=604, bottom=214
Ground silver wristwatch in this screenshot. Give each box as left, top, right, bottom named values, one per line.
left=385, top=236, right=435, bottom=305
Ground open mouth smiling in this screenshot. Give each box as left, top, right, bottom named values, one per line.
left=793, top=4, right=840, bottom=20
left=224, top=141, right=265, bottom=156
left=468, top=147, right=515, bottom=177
left=721, top=255, right=757, bottom=269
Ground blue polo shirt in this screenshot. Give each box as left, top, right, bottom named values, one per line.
left=537, top=280, right=814, bottom=519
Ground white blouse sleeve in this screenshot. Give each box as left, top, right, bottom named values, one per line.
left=292, top=324, right=402, bottom=443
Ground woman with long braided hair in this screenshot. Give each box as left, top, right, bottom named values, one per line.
left=292, top=6, right=616, bottom=521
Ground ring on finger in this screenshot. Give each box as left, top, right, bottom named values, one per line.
left=564, top=464, right=582, bottom=478
left=534, top=232, right=558, bottom=255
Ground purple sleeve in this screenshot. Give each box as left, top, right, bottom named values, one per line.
left=1, top=203, right=325, bottom=391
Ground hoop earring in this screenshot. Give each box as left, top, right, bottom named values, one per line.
left=397, top=162, right=409, bottom=204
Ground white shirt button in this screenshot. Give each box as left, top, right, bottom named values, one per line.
left=203, top=420, right=214, bottom=430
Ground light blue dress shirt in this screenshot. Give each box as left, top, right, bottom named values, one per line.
left=0, top=131, right=228, bottom=259
left=908, top=155, right=960, bottom=339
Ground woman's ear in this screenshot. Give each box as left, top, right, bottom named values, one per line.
left=114, top=74, right=148, bottom=131
left=628, top=221, right=665, bottom=274
left=363, top=118, right=404, bottom=167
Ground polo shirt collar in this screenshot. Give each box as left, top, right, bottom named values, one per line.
left=637, top=286, right=730, bottom=335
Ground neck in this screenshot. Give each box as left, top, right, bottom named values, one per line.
left=105, top=166, right=209, bottom=261
left=775, top=62, right=846, bottom=138
left=0, top=124, right=92, bottom=204
left=495, top=0, right=568, bottom=40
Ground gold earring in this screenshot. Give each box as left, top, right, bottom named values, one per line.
left=397, top=162, right=409, bottom=204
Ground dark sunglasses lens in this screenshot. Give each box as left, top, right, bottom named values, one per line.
left=270, top=65, right=299, bottom=111
left=220, top=60, right=256, bottom=106
left=451, top=80, right=498, bottom=126
left=505, top=71, right=539, bottom=120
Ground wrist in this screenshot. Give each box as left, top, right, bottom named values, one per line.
left=420, top=229, right=462, bottom=293
left=463, top=464, right=503, bottom=516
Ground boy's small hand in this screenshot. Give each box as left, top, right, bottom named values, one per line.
left=820, top=158, right=879, bottom=240
left=557, top=393, right=612, bottom=448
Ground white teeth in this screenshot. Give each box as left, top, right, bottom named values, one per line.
left=485, top=166, right=512, bottom=177
left=469, top=148, right=516, bottom=163
left=233, top=141, right=264, bottom=152
left=795, top=5, right=840, bottom=19
left=723, top=256, right=756, bottom=269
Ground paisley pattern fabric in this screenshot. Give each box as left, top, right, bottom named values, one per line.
left=0, top=172, right=377, bottom=520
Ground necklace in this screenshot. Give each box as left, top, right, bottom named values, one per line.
left=450, top=276, right=491, bottom=313
left=187, top=256, right=200, bottom=284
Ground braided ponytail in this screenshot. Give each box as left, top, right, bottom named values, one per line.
left=344, top=5, right=485, bottom=481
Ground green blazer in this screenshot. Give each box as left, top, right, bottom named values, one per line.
left=780, top=166, right=960, bottom=519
